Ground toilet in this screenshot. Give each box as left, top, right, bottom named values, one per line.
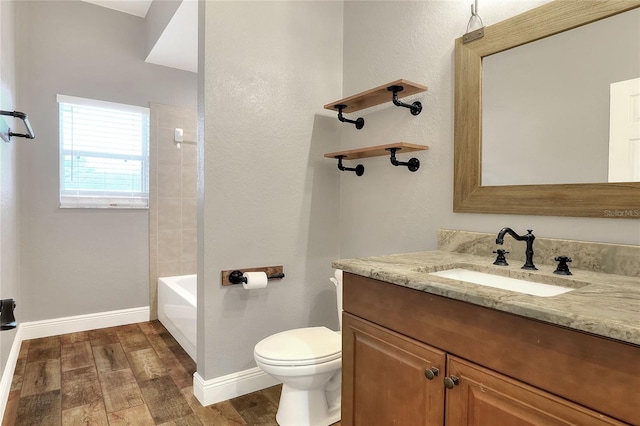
left=254, top=270, right=343, bottom=426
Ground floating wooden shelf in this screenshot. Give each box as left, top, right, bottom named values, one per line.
left=323, top=80, right=429, bottom=174
left=324, top=142, right=428, bottom=160
left=324, top=79, right=428, bottom=114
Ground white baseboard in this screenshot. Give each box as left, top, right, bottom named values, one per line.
left=193, top=367, right=280, bottom=406
left=0, top=325, right=23, bottom=423
left=20, top=306, right=150, bottom=340
left=0, top=306, right=149, bottom=424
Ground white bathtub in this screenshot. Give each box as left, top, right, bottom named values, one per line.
left=158, top=274, right=197, bottom=361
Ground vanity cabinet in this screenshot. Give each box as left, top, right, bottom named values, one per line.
left=444, top=356, right=625, bottom=425
left=343, top=314, right=445, bottom=426
left=342, top=273, right=638, bottom=426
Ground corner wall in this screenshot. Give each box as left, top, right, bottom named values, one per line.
left=339, top=0, right=640, bottom=259
left=0, top=0, right=20, bottom=377
left=199, top=0, right=343, bottom=379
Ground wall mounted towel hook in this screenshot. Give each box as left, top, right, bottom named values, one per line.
left=334, top=104, right=364, bottom=130
left=386, top=147, right=420, bottom=172
left=0, top=110, right=35, bottom=141
left=387, top=86, right=422, bottom=116
left=335, top=155, right=365, bottom=176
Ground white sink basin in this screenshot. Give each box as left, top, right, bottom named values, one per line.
left=429, top=268, right=574, bottom=297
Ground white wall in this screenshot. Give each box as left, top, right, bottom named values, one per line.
left=199, top=1, right=343, bottom=379
left=0, top=0, right=20, bottom=372
left=339, top=0, right=640, bottom=259
left=15, top=0, right=197, bottom=321
left=145, top=0, right=182, bottom=58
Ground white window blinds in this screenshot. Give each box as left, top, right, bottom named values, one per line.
left=58, top=95, right=150, bottom=208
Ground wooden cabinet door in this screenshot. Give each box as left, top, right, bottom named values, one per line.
left=342, top=313, right=446, bottom=426
left=445, top=356, right=627, bottom=426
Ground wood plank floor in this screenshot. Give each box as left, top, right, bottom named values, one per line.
left=2, top=320, right=342, bottom=425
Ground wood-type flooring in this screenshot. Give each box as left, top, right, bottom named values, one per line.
left=2, top=320, right=341, bottom=425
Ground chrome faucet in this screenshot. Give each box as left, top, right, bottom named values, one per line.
left=496, top=228, right=537, bottom=270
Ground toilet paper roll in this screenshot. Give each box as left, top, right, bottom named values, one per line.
left=242, top=271, right=268, bottom=289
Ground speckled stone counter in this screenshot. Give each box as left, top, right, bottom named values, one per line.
left=333, top=231, right=640, bottom=346
left=438, top=229, right=640, bottom=277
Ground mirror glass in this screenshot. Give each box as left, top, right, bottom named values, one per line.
left=482, top=8, right=640, bottom=186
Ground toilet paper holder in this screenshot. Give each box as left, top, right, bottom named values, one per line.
left=228, top=270, right=285, bottom=285
left=221, top=265, right=285, bottom=286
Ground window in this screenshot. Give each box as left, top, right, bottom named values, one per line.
left=58, top=95, right=150, bottom=208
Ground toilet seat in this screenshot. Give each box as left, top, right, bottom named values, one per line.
left=254, top=326, right=341, bottom=366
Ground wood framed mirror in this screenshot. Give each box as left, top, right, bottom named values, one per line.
left=454, top=0, right=640, bottom=218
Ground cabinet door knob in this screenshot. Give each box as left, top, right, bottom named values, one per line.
left=424, top=367, right=439, bottom=380
left=444, top=376, right=460, bottom=389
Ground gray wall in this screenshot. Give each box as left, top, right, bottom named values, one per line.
left=15, top=0, right=197, bottom=321
left=199, top=0, right=343, bottom=379
left=198, top=0, right=640, bottom=383
left=339, top=0, right=640, bottom=260
left=0, top=0, right=20, bottom=375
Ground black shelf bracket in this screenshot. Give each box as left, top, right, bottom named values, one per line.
left=386, top=148, right=420, bottom=172
left=0, top=110, right=35, bottom=141
left=387, top=85, right=422, bottom=116
left=335, top=155, right=364, bottom=176
left=334, top=104, right=364, bottom=130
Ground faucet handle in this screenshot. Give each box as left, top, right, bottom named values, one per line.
left=553, top=256, right=572, bottom=275
left=493, top=249, right=509, bottom=266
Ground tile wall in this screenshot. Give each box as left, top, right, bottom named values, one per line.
left=149, top=103, right=198, bottom=319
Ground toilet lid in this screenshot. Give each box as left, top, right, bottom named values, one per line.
left=254, top=327, right=341, bottom=366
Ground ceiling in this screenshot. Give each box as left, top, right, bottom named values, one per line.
left=81, top=0, right=197, bottom=73
left=145, top=1, right=198, bottom=72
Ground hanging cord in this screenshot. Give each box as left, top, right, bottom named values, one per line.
left=463, top=0, right=485, bottom=43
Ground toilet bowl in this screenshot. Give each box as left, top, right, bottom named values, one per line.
left=253, top=270, right=343, bottom=426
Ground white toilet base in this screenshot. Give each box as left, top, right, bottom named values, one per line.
left=276, top=384, right=341, bottom=426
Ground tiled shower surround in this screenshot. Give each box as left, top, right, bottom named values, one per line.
left=149, top=103, right=197, bottom=319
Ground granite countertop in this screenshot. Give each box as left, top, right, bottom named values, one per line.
left=333, top=250, right=640, bottom=346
